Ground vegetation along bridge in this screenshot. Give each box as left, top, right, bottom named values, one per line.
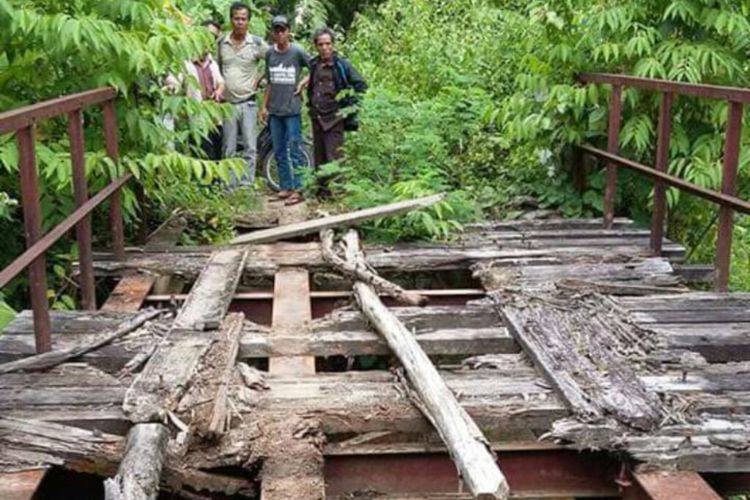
left=2, top=74, right=750, bottom=500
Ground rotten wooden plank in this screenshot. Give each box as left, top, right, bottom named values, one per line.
left=498, top=291, right=664, bottom=430
left=231, top=193, right=445, bottom=245
left=173, top=249, right=248, bottom=331
left=123, top=314, right=243, bottom=423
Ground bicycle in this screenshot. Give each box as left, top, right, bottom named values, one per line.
left=255, top=124, right=313, bottom=192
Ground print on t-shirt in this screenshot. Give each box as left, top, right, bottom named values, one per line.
left=269, top=64, right=297, bottom=85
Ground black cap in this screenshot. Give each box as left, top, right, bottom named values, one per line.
left=271, top=15, right=289, bottom=28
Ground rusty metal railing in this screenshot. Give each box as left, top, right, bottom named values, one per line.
left=577, top=73, right=750, bottom=292
left=0, top=88, right=131, bottom=353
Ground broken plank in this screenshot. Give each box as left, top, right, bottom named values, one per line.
left=269, top=267, right=315, bottom=376
left=498, top=291, right=664, bottom=430
left=173, top=249, right=248, bottom=331
left=231, top=193, right=445, bottom=245
left=123, top=314, right=244, bottom=423
left=344, top=230, right=509, bottom=499
left=176, top=313, right=245, bottom=439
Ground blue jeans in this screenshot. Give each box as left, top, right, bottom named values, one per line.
left=269, top=114, right=307, bottom=191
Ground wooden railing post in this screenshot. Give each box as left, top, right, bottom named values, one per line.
left=68, top=109, right=96, bottom=310
left=102, top=100, right=125, bottom=261
left=650, top=92, right=673, bottom=255
left=604, top=85, right=623, bottom=229
left=715, top=101, right=744, bottom=292
left=17, top=126, right=51, bottom=353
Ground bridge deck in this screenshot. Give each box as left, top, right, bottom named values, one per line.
left=1, top=214, right=749, bottom=499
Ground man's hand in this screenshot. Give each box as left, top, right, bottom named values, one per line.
left=259, top=107, right=269, bottom=124
left=212, top=88, right=224, bottom=102
left=295, top=76, right=310, bottom=96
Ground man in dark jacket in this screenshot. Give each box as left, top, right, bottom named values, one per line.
left=307, top=27, right=367, bottom=190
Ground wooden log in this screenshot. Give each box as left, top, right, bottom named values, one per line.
left=231, top=193, right=445, bottom=245
left=173, top=249, right=248, bottom=331
left=343, top=230, right=509, bottom=500
left=104, top=423, right=169, bottom=500
left=0, top=309, right=163, bottom=374
left=320, top=229, right=428, bottom=306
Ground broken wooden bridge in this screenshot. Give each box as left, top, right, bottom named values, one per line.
left=2, top=204, right=750, bottom=499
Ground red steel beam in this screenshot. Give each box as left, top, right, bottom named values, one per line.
left=604, top=85, right=623, bottom=229
left=579, top=145, right=750, bottom=215
left=0, top=88, right=116, bottom=135
left=0, top=174, right=132, bottom=290
left=650, top=92, right=673, bottom=256
left=715, top=101, right=744, bottom=292
left=579, top=73, right=750, bottom=103
left=16, top=126, right=51, bottom=353
left=325, top=450, right=621, bottom=498
left=68, top=109, right=96, bottom=310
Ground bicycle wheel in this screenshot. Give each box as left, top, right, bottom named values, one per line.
left=262, top=142, right=313, bottom=192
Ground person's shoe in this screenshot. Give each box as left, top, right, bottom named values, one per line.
left=274, top=190, right=293, bottom=199
left=284, top=192, right=305, bottom=206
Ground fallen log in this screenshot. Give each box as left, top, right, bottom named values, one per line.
left=0, top=309, right=163, bottom=374
left=320, top=228, right=427, bottom=307
left=343, top=230, right=509, bottom=500
left=104, top=424, right=169, bottom=500
left=231, top=193, right=445, bottom=245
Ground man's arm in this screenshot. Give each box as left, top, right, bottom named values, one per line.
left=344, top=59, right=368, bottom=94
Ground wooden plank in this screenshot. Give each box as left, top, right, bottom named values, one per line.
left=344, top=231, right=509, bottom=499
left=231, top=193, right=444, bottom=244
left=0, top=469, right=47, bottom=500
left=628, top=471, right=722, bottom=500
left=633, top=308, right=750, bottom=324
left=269, top=268, right=315, bottom=376
left=499, top=291, right=664, bottom=430
left=465, top=217, right=635, bottom=232
left=173, top=249, right=248, bottom=331
left=101, top=274, right=156, bottom=312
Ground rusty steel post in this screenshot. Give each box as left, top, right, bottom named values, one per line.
left=16, top=126, right=52, bottom=353
left=102, top=99, right=126, bottom=261
left=604, top=85, right=623, bottom=229
left=650, top=92, right=673, bottom=255
left=68, top=109, right=96, bottom=310
left=715, top=101, right=744, bottom=292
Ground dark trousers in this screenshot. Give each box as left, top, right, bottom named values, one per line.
left=312, top=120, right=345, bottom=197
left=201, top=126, right=223, bottom=161
left=312, top=120, right=345, bottom=166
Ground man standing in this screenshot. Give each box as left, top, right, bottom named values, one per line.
left=307, top=27, right=367, bottom=191
left=218, top=2, right=268, bottom=186
left=260, top=15, right=310, bottom=205
left=164, top=21, right=225, bottom=160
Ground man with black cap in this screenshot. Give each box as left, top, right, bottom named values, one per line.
left=260, top=15, right=311, bottom=205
